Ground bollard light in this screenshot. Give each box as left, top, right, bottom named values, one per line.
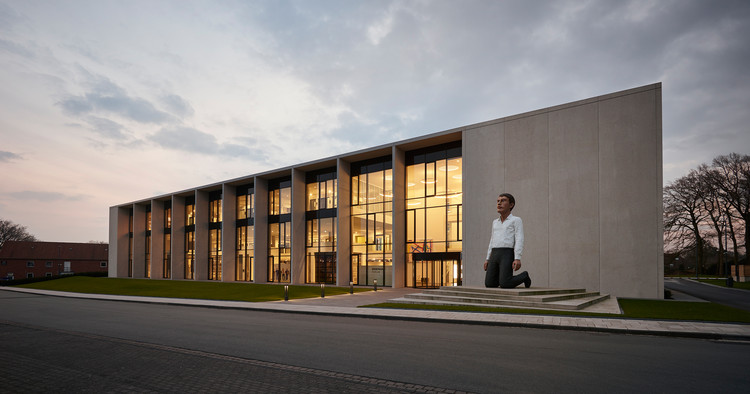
left=284, top=285, right=289, bottom=301
left=349, top=281, right=354, bottom=294
left=374, top=279, right=377, bottom=292
left=321, top=283, right=325, bottom=298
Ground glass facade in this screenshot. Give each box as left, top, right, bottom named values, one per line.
left=405, top=142, right=462, bottom=288
left=115, top=140, right=460, bottom=288
left=305, top=169, right=337, bottom=284
left=209, top=191, right=222, bottom=281
left=185, top=196, right=195, bottom=279
left=351, top=157, right=392, bottom=286
left=236, top=184, right=254, bottom=281
left=268, top=178, right=291, bottom=282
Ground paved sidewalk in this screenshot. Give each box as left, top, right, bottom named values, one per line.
left=3, top=286, right=749, bottom=340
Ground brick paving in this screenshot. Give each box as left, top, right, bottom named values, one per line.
left=0, top=320, right=469, bottom=394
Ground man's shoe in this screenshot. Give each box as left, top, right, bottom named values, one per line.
left=524, top=276, right=531, bottom=288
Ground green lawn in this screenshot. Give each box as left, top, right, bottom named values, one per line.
left=697, top=278, right=750, bottom=290
left=362, top=299, right=750, bottom=324
left=18, top=276, right=369, bottom=302
left=16, top=276, right=750, bottom=324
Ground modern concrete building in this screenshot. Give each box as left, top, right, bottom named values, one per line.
left=109, top=83, right=663, bottom=299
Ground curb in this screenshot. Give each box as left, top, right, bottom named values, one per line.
left=3, top=286, right=750, bottom=341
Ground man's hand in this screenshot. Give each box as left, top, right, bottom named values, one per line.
left=483, top=260, right=488, bottom=271
left=512, top=260, right=521, bottom=271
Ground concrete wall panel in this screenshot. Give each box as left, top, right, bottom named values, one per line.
left=463, top=122, right=504, bottom=287
left=254, top=178, right=269, bottom=283
left=131, top=204, right=146, bottom=278
left=194, top=191, right=209, bottom=281
left=336, top=159, right=352, bottom=286
left=392, top=147, right=406, bottom=288
left=109, top=206, right=130, bottom=278
left=291, top=169, right=306, bottom=284
left=222, top=184, right=237, bottom=282
left=150, top=200, right=164, bottom=280
left=171, top=196, right=185, bottom=280
left=599, top=90, right=660, bottom=298
left=504, top=113, right=550, bottom=287
left=548, top=103, right=600, bottom=290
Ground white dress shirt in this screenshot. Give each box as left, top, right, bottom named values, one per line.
left=485, top=213, right=524, bottom=261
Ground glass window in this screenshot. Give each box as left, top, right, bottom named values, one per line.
left=209, top=228, right=222, bottom=280
left=307, top=183, right=319, bottom=211
left=350, top=158, right=393, bottom=287
left=405, top=144, right=462, bottom=288
left=210, top=194, right=222, bottom=223
left=236, top=225, right=254, bottom=282
left=185, top=201, right=195, bottom=226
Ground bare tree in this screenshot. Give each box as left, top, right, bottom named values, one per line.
left=697, top=164, right=728, bottom=275
left=0, top=218, right=39, bottom=249
left=711, top=153, right=750, bottom=256
left=664, top=170, right=709, bottom=272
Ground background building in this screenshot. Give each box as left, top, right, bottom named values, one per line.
left=0, top=241, right=109, bottom=280
left=109, top=83, right=663, bottom=298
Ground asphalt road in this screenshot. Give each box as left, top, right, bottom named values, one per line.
left=664, top=278, right=750, bottom=311
left=2, top=291, right=750, bottom=393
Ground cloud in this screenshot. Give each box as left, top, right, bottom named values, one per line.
left=86, top=116, right=128, bottom=140
left=7, top=191, right=87, bottom=202
left=160, top=94, right=194, bottom=117
left=57, top=73, right=173, bottom=124
left=149, top=126, right=256, bottom=158
left=0, top=151, right=22, bottom=162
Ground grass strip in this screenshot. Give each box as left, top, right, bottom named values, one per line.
left=697, top=278, right=750, bottom=290
left=362, top=299, right=750, bottom=323
left=18, top=276, right=369, bottom=302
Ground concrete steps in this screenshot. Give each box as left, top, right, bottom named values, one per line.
left=388, top=286, right=612, bottom=311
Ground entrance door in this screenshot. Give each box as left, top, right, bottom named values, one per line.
left=314, top=252, right=336, bottom=284
left=411, top=252, right=461, bottom=288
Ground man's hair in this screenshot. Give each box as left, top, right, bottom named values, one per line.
left=499, top=193, right=515, bottom=211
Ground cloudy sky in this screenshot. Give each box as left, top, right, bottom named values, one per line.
left=1, top=0, right=748, bottom=243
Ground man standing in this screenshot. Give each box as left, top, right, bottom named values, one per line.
left=484, top=193, right=531, bottom=288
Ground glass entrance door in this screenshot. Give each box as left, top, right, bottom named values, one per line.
left=314, top=252, right=336, bottom=284
left=411, top=252, right=461, bottom=288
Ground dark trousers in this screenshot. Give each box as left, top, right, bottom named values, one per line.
left=485, top=247, right=529, bottom=288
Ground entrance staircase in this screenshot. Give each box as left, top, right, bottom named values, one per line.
left=388, top=286, right=613, bottom=312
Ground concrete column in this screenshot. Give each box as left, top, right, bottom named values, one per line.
left=150, top=200, right=165, bottom=280
left=109, top=206, right=130, bottom=278
left=336, top=159, right=352, bottom=286
left=462, top=122, right=505, bottom=287
left=254, top=177, right=269, bottom=283
left=171, top=195, right=186, bottom=280
left=132, top=204, right=147, bottom=278
left=222, top=184, right=237, bottom=282
left=194, top=190, right=209, bottom=281
left=391, top=147, right=406, bottom=288
left=291, top=169, right=306, bottom=284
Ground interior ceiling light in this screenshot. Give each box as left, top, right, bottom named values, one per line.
left=420, top=180, right=436, bottom=184
left=452, top=175, right=462, bottom=180
left=438, top=165, right=459, bottom=172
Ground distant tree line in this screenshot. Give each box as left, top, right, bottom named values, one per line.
left=664, top=153, right=749, bottom=276
left=0, top=218, right=39, bottom=249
